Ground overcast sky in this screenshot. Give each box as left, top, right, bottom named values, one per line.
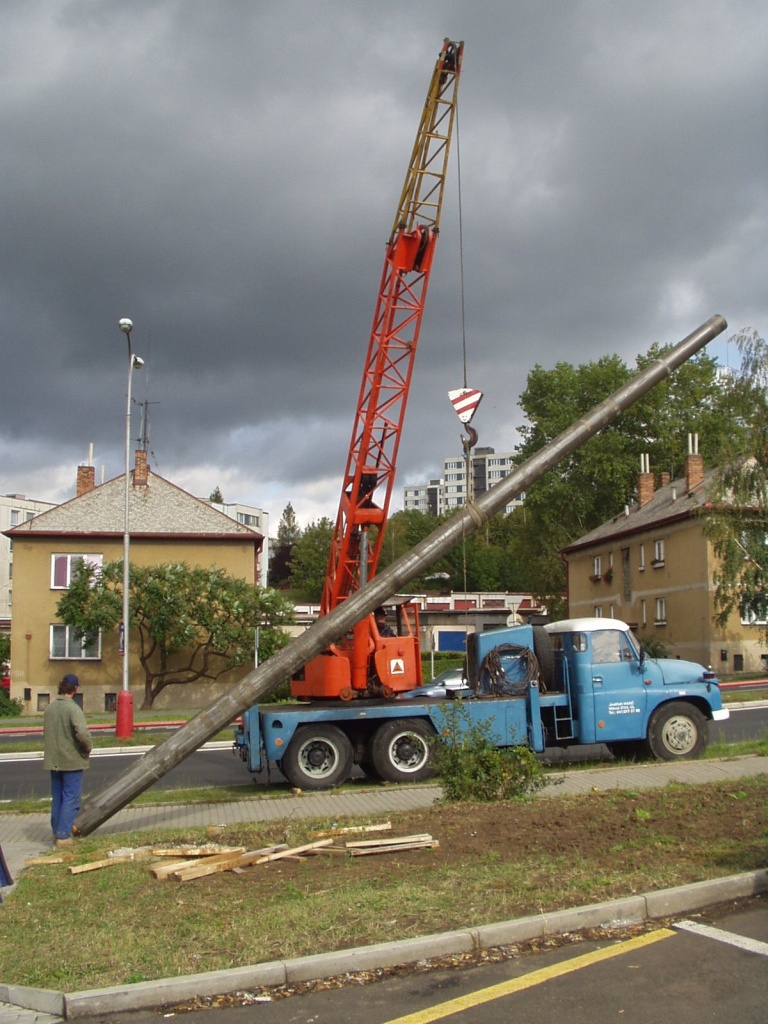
left=2, top=0, right=766, bottom=531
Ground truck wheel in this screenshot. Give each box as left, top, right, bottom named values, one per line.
left=532, top=626, right=556, bottom=691
left=370, top=718, right=436, bottom=783
left=281, top=725, right=354, bottom=789
left=646, top=702, right=708, bottom=760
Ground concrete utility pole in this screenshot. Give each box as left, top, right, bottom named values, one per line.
left=74, top=314, right=727, bottom=835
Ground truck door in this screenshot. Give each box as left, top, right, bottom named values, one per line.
left=590, top=628, right=648, bottom=744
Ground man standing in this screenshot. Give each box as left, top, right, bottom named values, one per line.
left=43, top=674, right=92, bottom=847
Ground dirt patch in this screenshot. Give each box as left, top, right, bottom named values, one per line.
left=205, top=776, right=766, bottom=896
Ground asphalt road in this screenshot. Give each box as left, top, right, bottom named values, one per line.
left=86, top=896, right=768, bottom=1024
left=1, top=704, right=765, bottom=802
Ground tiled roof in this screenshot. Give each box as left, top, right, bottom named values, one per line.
left=6, top=471, right=261, bottom=539
left=562, top=468, right=715, bottom=553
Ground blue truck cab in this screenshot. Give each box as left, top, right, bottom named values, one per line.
left=470, top=618, right=729, bottom=759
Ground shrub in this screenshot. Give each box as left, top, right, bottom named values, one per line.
left=0, top=689, right=23, bottom=717
left=431, top=702, right=547, bottom=802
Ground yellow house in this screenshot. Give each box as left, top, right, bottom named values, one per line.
left=562, top=452, right=768, bottom=674
left=5, top=453, right=264, bottom=714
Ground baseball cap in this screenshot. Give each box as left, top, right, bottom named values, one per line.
left=61, top=674, right=80, bottom=688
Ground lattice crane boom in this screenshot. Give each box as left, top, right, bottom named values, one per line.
left=321, top=38, right=463, bottom=616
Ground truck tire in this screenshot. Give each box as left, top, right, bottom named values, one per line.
left=370, top=718, right=436, bottom=783
left=281, top=725, right=354, bottom=790
left=532, top=626, right=556, bottom=691
left=646, top=702, right=708, bottom=761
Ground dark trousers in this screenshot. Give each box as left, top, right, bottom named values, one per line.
left=50, top=770, right=83, bottom=839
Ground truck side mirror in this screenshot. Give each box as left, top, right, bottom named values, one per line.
left=638, top=645, right=645, bottom=668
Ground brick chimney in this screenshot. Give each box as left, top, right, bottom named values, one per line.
left=638, top=453, right=654, bottom=507
left=686, top=453, right=704, bottom=492
left=658, top=472, right=671, bottom=488
left=76, top=464, right=95, bottom=496
left=685, top=433, right=704, bottom=493
left=134, top=449, right=149, bottom=487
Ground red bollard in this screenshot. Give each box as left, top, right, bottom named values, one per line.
left=115, top=690, right=134, bottom=739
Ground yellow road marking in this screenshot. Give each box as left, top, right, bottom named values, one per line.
left=384, top=928, right=675, bottom=1024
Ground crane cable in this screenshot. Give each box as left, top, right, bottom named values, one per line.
left=454, top=104, right=471, bottom=604
left=457, top=104, right=469, bottom=391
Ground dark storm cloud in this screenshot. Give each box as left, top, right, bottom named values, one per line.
left=2, top=0, right=766, bottom=524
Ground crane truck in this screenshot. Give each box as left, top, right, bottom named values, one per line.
left=234, top=616, right=728, bottom=789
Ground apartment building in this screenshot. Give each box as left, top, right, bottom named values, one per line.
left=562, top=453, right=768, bottom=674
left=404, top=447, right=523, bottom=515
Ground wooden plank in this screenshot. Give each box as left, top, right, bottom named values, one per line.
left=231, top=844, right=288, bottom=868
left=151, top=858, right=203, bottom=879
left=345, top=834, right=432, bottom=849
left=312, top=821, right=392, bottom=838
left=350, top=840, right=440, bottom=857
left=171, top=844, right=288, bottom=882
left=170, top=851, right=255, bottom=881
left=254, top=839, right=334, bottom=864
left=69, top=856, right=136, bottom=875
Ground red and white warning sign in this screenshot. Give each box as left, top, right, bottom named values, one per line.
left=448, top=387, right=483, bottom=424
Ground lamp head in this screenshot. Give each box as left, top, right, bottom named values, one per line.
left=118, top=318, right=133, bottom=334
left=132, top=355, right=144, bottom=369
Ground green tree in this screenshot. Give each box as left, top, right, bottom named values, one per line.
left=703, top=329, right=768, bottom=640
left=288, top=518, right=334, bottom=600
left=57, top=561, right=293, bottom=708
left=276, top=503, right=300, bottom=545
left=269, top=503, right=302, bottom=587
left=513, top=346, right=729, bottom=609
left=208, top=486, right=224, bottom=504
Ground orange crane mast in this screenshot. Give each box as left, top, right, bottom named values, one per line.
left=292, top=38, right=463, bottom=701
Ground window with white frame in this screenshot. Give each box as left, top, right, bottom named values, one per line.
left=593, top=606, right=603, bottom=617
left=652, top=539, right=665, bottom=566
left=638, top=543, right=645, bottom=571
left=655, top=598, right=667, bottom=625
left=641, top=599, right=647, bottom=628
left=592, top=555, right=602, bottom=577
left=50, top=624, right=101, bottom=660
left=740, top=608, right=768, bottom=626
left=51, top=553, right=103, bottom=589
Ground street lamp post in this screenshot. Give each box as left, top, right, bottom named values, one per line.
left=116, top=318, right=143, bottom=739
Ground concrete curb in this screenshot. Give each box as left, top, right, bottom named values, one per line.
left=2, top=868, right=766, bottom=1019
